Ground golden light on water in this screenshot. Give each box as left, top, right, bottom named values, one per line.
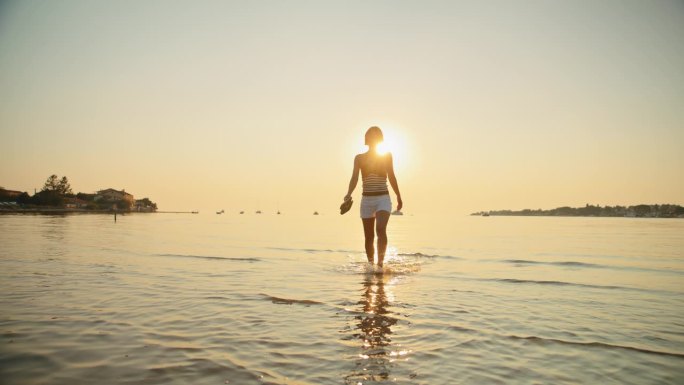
left=383, top=246, right=399, bottom=263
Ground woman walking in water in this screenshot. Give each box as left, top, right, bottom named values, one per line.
left=344, top=126, right=403, bottom=268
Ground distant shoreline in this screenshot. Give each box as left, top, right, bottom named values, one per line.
left=473, top=214, right=683, bottom=219
left=472, top=204, right=684, bottom=219
left=0, top=208, right=195, bottom=215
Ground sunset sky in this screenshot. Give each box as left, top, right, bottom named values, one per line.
left=1, top=0, right=682, bottom=215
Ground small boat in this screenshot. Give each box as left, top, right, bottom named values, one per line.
left=256, top=210, right=262, bottom=214
left=216, top=209, right=225, bottom=214
left=277, top=211, right=281, bottom=215
left=191, top=211, right=199, bottom=214
left=313, top=211, right=319, bottom=215
left=239, top=211, right=244, bottom=214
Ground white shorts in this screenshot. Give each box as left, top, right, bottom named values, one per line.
left=360, top=194, right=392, bottom=218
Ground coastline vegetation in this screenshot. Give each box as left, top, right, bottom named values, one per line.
left=0, top=175, right=157, bottom=212
left=472, top=204, right=684, bottom=218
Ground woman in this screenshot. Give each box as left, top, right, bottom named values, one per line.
left=344, top=126, right=403, bottom=267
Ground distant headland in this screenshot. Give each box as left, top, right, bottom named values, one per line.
left=472, top=204, right=684, bottom=218
left=0, top=174, right=157, bottom=213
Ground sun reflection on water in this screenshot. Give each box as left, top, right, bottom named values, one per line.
left=344, top=272, right=405, bottom=384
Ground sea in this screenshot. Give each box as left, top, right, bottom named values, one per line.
left=0, top=213, right=683, bottom=385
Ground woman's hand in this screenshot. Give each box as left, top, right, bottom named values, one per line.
left=397, top=196, right=403, bottom=211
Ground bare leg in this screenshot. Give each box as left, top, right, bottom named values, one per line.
left=362, top=217, right=375, bottom=264
left=375, top=211, right=390, bottom=267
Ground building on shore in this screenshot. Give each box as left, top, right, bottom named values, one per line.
left=0, top=188, right=24, bottom=200
left=64, top=197, right=89, bottom=209
left=93, top=188, right=136, bottom=210
left=95, top=188, right=134, bottom=204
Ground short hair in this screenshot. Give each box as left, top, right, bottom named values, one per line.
left=365, top=126, right=384, bottom=146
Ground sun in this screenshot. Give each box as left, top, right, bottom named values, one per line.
left=374, top=129, right=406, bottom=159
left=376, top=141, right=389, bottom=155
left=358, top=123, right=410, bottom=172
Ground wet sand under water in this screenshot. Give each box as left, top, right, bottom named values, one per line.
left=1, top=213, right=683, bottom=384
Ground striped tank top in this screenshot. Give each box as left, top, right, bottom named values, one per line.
left=361, top=155, right=389, bottom=196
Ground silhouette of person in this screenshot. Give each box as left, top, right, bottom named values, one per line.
left=344, top=126, right=403, bottom=267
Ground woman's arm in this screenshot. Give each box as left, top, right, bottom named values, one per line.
left=344, top=155, right=360, bottom=200
left=387, top=153, right=403, bottom=211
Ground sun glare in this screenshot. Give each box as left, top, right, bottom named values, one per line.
left=376, top=142, right=389, bottom=155
left=377, top=128, right=407, bottom=161
left=358, top=123, right=410, bottom=174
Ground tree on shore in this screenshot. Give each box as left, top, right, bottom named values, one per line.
left=137, top=197, right=157, bottom=211
left=29, top=174, right=74, bottom=206
left=1, top=175, right=159, bottom=212
left=17, top=192, right=31, bottom=204
left=42, top=175, right=73, bottom=195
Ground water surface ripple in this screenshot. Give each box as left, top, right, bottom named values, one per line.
left=1, top=214, right=683, bottom=384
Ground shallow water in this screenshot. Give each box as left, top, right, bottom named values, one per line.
left=0, top=213, right=683, bottom=384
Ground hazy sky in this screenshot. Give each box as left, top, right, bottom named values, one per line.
left=1, top=0, right=683, bottom=214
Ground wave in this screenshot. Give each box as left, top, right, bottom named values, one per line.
left=483, top=277, right=683, bottom=296
left=261, top=294, right=324, bottom=306
left=398, top=252, right=461, bottom=260
left=267, top=247, right=461, bottom=260
left=267, top=246, right=358, bottom=254
left=485, top=278, right=632, bottom=291
left=502, top=259, right=684, bottom=275
left=334, top=260, right=423, bottom=276
left=505, top=259, right=597, bottom=267
left=507, top=335, right=684, bottom=358
left=155, top=253, right=261, bottom=262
